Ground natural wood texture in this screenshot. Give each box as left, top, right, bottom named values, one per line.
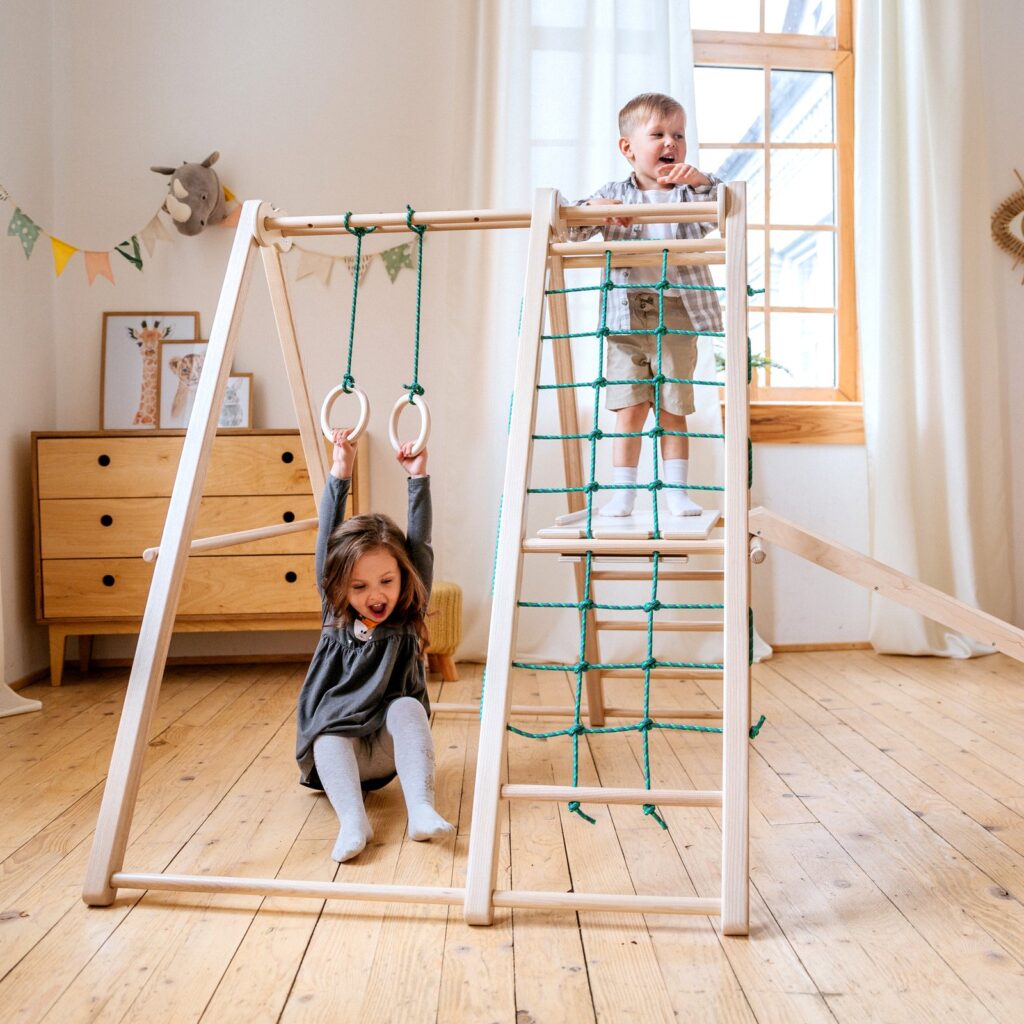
left=749, top=506, right=1024, bottom=663
left=748, top=400, right=865, bottom=443
left=3, top=653, right=1024, bottom=1018
left=32, top=430, right=365, bottom=685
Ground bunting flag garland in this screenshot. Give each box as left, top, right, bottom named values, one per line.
left=140, top=213, right=171, bottom=257
left=341, top=252, right=373, bottom=285
left=84, top=251, right=115, bottom=286
left=50, top=236, right=78, bottom=277
left=8, top=208, right=41, bottom=259
left=381, top=242, right=414, bottom=282
left=115, top=235, right=143, bottom=270
left=295, top=247, right=335, bottom=286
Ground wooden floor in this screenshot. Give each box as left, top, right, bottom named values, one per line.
left=2, top=651, right=1024, bottom=1022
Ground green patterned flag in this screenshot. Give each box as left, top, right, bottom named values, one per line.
left=8, top=208, right=40, bottom=259
left=115, top=235, right=143, bottom=270
left=381, top=242, right=413, bottom=282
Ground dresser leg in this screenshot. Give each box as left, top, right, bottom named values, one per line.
left=49, top=628, right=67, bottom=687
left=79, top=635, right=94, bottom=674
left=428, top=653, right=459, bottom=682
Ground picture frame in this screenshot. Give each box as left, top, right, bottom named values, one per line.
left=158, top=339, right=208, bottom=428
left=100, top=312, right=200, bottom=430
left=219, top=372, right=253, bottom=429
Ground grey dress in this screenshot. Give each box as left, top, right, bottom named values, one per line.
left=295, top=475, right=433, bottom=791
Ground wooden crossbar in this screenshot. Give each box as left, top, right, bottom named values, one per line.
left=142, top=517, right=317, bottom=562
left=431, top=703, right=723, bottom=720
left=501, top=784, right=723, bottom=807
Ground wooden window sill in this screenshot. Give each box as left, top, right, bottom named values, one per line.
left=720, top=401, right=865, bottom=444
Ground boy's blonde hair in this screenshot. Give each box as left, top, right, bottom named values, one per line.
left=618, top=93, right=686, bottom=138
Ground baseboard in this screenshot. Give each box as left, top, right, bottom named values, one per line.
left=7, top=667, right=50, bottom=691
left=770, top=641, right=871, bottom=653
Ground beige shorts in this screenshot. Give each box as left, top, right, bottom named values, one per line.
left=605, top=293, right=699, bottom=416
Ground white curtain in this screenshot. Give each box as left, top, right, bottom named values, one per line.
left=855, top=0, right=1015, bottom=655
left=0, top=560, right=41, bottom=717
left=447, top=0, right=770, bottom=664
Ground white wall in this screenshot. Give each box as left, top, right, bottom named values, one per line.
left=5, top=1, right=1022, bottom=679
left=0, top=1, right=56, bottom=684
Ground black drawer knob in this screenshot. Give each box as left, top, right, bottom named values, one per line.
left=285, top=571, right=298, bottom=583
left=281, top=451, right=295, bottom=464
left=102, top=574, right=115, bottom=587
left=100, top=514, right=113, bottom=527
left=98, top=454, right=111, bottom=467
left=282, top=511, right=295, bottom=523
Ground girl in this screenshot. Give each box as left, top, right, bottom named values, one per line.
left=296, top=428, right=454, bottom=862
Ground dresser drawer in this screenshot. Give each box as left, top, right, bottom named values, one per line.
left=37, top=434, right=311, bottom=499
left=39, top=495, right=320, bottom=558
left=41, top=555, right=322, bottom=618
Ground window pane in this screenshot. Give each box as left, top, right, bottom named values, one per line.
left=770, top=70, right=833, bottom=142
left=769, top=312, right=836, bottom=387
left=770, top=230, right=834, bottom=307
left=770, top=148, right=834, bottom=225
left=689, top=0, right=759, bottom=32
left=531, top=0, right=586, bottom=28
left=764, top=0, right=836, bottom=36
left=709, top=229, right=764, bottom=295
left=694, top=67, right=764, bottom=143
left=699, top=148, right=765, bottom=224
left=748, top=313, right=768, bottom=387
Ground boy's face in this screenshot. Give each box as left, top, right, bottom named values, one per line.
left=619, top=109, right=687, bottom=189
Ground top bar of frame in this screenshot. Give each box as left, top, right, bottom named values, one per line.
left=262, top=201, right=721, bottom=236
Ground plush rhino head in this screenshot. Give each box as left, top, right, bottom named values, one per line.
left=151, top=151, right=227, bottom=235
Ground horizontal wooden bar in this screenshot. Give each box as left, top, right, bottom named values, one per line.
left=590, top=570, right=724, bottom=581
left=501, top=784, right=722, bottom=807
left=524, top=538, right=726, bottom=557
left=142, top=517, right=318, bottom=562
left=563, top=200, right=719, bottom=223
left=430, top=702, right=724, bottom=721
left=551, top=238, right=725, bottom=257
left=111, top=872, right=464, bottom=905
left=596, top=620, right=723, bottom=633
left=492, top=890, right=720, bottom=916
left=561, top=253, right=726, bottom=269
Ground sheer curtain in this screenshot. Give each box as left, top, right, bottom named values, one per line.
left=447, top=0, right=769, bottom=663
left=855, top=0, right=1016, bottom=655
left=0, top=564, right=41, bottom=717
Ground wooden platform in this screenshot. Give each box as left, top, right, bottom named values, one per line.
left=2, top=652, right=1024, bottom=1021
left=539, top=508, right=721, bottom=540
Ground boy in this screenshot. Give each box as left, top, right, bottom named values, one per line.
left=569, top=92, right=723, bottom=517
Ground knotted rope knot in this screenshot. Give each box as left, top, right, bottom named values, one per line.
left=592, top=375, right=608, bottom=388
left=642, top=804, right=668, bottom=829
left=599, top=326, right=612, bottom=336
left=573, top=661, right=591, bottom=675
left=568, top=723, right=587, bottom=736
left=588, top=428, right=605, bottom=441
left=341, top=373, right=356, bottom=394
left=342, top=211, right=376, bottom=237
left=403, top=381, right=425, bottom=402
left=568, top=801, right=597, bottom=824
left=577, top=598, right=595, bottom=612
left=642, top=600, right=662, bottom=613
left=651, top=373, right=667, bottom=386
left=640, top=658, right=657, bottom=672
left=648, top=480, right=664, bottom=492
left=655, top=325, right=668, bottom=335
left=638, top=716, right=655, bottom=731
left=583, top=481, right=601, bottom=494
left=404, top=204, right=428, bottom=236
left=602, top=279, right=615, bottom=290
left=648, top=425, right=665, bottom=438
left=747, top=285, right=765, bottom=296
left=656, top=279, right=670, bottom=289
left=748, top=714, right=767, bottom=739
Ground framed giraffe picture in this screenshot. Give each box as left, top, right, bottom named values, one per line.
left=100, top=312, right=200, bottom=430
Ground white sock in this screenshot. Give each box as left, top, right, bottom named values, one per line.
left=600, top=466, right=639, bottom=517
left=662, top=459, right=703, bottom=517
left=313, top=734, right=374, bottom=862
left=386, top=698, right=454, bottom=842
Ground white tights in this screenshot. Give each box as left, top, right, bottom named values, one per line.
left=312, top=697, right=454, bottom=862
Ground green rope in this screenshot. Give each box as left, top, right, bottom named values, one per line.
left=403, top=206, right=428, bottom=401
left=340, top=212, right=377, bottom=391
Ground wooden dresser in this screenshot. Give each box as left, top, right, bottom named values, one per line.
left=32, top=430, right=366, bottom=685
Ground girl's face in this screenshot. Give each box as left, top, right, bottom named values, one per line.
left=347, top=546, right=401, bottom=624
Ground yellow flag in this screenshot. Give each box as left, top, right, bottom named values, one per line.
left=50, top=236, right=78, bottom=277
left=223, top=185, right=236, bottom=203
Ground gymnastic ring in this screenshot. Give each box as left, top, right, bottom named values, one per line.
left=320, top=383, right=370, bottom=444
left=388, top=392, right=431, bottom=456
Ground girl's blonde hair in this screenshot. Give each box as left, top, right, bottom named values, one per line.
left=321, top=513, right=430, bottom=655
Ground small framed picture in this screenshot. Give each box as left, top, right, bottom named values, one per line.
left=100, top=312, right=200, bottom=429
left=159, top=339, right=208, bottom=428
left=219, top=372, right=253, bottom=428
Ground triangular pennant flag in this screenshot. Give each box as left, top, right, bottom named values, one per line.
left=50, top=236, right=78, bottom=277
left=342, top=253, right=373, bottom=285
left=295, top=248, right=334, bottom=285
left=115, top=235, right=143, bottom=270
left=140, top=213, right=171, bottom=256
left=0, top=183, right=10, bottom=202
left=380, top=242, right=413, bottom=283
left=223, top=185, right=236, bottom=203
left=218, top=205, right=242, bottom=229
left=84, top=251, right=114, bottom=286
left=8, top=208, right=41, bottom=259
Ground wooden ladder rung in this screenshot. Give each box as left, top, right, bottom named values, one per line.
left=549, top=237, right=725, bottom=257
left=603, top=668, right=724, bottom=680
left=596, top=620, right=723, bottom=633
left=590, top=569, right=724, bottom=581
left=492, top=889, right=721, bottom=916
left=431, top=702, right=723, bottom=721
left=524, top=538, right=725, bottom=557
left=501, top=784, right=722, bottom=807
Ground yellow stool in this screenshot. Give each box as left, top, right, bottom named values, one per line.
left=427, top=580, right=462, bottom=681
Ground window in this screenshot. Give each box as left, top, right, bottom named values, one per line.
left=692, top=0, right=860, bottom=442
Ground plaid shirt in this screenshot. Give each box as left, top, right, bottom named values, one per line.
left=563, top=173, right=724, bottom=334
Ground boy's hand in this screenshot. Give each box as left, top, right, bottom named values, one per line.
left=584, top=197, right=633, bottom=228
left=397, top=441, right=428, bottom=478
left=330, top=427, right=357, bottom=479
left=657, top=163, right=711, bottom=188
